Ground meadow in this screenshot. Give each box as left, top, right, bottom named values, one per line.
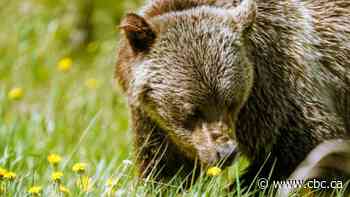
left=0, top=0, right=348, bottom=196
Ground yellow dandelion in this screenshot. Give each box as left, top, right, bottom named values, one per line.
left=85, top=78, right=99, bottom=89
left=59, top=185, right=70, bottom=195
left=207, top=167, right=222, bottom=176
left=72, top=163, right=87, bottom=174
left=28, top=186, right=42, bottom=195
left=8, top=87, right=24, bottom=100
left=0, top=167, right=7, bottom=179
left=4, top=171, right=16, bottom=181
left=51, top=171, right=63, bottom=182
left=57, top=57, right=73, bottom=72
left=47, top=154, right=62, bottom=166
left=76, top=176, right=92, bottom=192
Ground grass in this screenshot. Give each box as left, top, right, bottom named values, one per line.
left=0, top=0, right=348, bottom=196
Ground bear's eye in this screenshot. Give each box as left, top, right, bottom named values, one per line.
left=183, top=108, right=203, bottom=130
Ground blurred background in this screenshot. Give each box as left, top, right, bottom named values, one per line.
left=0, top=0, right=146, bottom=192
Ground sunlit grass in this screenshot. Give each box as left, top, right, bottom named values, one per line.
left=0, top=1, right=133, bottom=196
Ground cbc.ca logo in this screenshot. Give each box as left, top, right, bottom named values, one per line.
left=257, top=178, right=343, bottom=190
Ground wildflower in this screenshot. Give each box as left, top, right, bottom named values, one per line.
left=51, top=171, right=63, bottom=183
left=0, top=167, right=7, bottom=179
left=206, top=167, right=222, bottom=176
left=76, top=176, right=92, bottom=192
left=4, top=171, right=16, bottom=181
left=47, top=154, right=62, bottom=166
left=85, top=78, right=99, bottom=89
left=8, top=87, right=24, bottom=100
left=59, top=185, right=70, bottom=195
left=57, top=57, right=73, bottom=72
left=72, top=163, right=87, bottom=174
left=28, top=186, right=42, bottom=195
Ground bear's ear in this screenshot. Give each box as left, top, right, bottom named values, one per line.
left=230, top=0, right=257, bottom=32
left=120, top=13, right=157, bottom=53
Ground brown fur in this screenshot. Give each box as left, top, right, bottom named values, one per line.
left=115, top=0, right=350, bottom=185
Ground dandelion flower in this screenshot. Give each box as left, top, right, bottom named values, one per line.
left=0, top=167, right=7, bottom=179
left=51, top=171, right=63, bottom=182
left=4, top=171, right=16, bottom=181
left=8, top=87, right=24, bottom=100
left=59, top=185, right=70, bottom=195
left=47, top=154, right=62, bottom=166
left=76, top=176, right=92, bottom=192
left=207, top=167, right=222, bottom=176
left=72, top=163, right=87, bottom=174
left=28, top=186, right=42, bottom=195
left=57, top=57, right=73, bottom=72
left=85, top=78, right=99, bottom=89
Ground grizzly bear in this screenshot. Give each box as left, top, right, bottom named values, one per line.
left=115, top=0, right=350, bottom=186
